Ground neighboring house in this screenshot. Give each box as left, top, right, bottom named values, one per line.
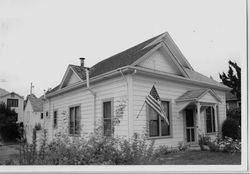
left=0, top=88, right=24, bottom=123
left=43, top=32, right=230, bottom=147
left=23, top=94, right=44, bottom=144
left=225, top=91, right=241, bottom=110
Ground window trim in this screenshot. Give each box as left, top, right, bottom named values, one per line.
left=68, top=104, right=81, bottom=136
left=53, top=110, right=58, bottom=129
left=7, top=98, right=18, bottom=107
left=102, top=97, right=114, bottom=137
left=146, top=98, right=173, bottom=139
left=205, top=106, right=216, bottom=134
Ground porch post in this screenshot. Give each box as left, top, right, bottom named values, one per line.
left=213, top=104, right=218, bottom=133
left=196, top=102, right=201, bottom=141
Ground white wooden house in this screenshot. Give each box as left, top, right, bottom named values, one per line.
left=23, top=94, right=44, bottom=144
left=0, top=88, right=24, bottom=123
left=43, top=32, right=230, bottom=147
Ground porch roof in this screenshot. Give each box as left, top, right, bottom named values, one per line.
left=176, top=88, right=221, bottom=112
left=176, top=88, right=221, bottom=103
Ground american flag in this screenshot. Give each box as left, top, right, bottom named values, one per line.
left=145, top=85, right=169, bottom=125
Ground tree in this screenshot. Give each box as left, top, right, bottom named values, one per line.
left=0, top=102, right=19, bottom=141
left=219, top=60, right=241, bottom=100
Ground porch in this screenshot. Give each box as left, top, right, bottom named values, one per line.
left=176, top=88, right=221, bottom=145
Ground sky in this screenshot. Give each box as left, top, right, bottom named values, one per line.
left=0, top=0, right=246, bottom=97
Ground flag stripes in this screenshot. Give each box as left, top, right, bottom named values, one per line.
left=145, top=85, right=169, bottom=125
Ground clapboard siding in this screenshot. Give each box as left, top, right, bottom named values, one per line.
left=132, top=74, right=227, bottom=147
left=138, top=47, right=182, bottom=75
left=44, top=76, right=129, bottom=142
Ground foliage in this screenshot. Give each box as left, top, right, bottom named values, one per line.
left=208, top=136, right=241, bottom=154
left=34, top=123, right=42, bottom=131
left=18, top=126, right=163, bottom=165
left=227, top=108, right=241, bottom=126
left=219, top=60, right=241, bottom=100
left=198, top=134, right=211, bottom=151
left=222, top=118, right=240, bottom=140
left=0, top=102, right=21, bottom=141
left=177, top=142, right=189, bottom=152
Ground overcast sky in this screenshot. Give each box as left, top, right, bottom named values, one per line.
left=0, top=0, right=245, bottom=97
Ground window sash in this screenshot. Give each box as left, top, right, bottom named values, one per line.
left=53, top=111, right=57, bottom=128
left=69, top=106, right=80, bottom=135
left=7, top=99, right=18, bottom=107
left=103, top=101, right=112, bottom=136
left=148, top=101, right=170, bottom=137
left=206, top=107, right=215, bottom=133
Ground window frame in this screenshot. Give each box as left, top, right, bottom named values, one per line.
left=146, top=99, right=173, bottom=139
left=53, top=110, right=58, bottom=129
left=102, top=98, right=114, bottom=137
left=7, top=98, right=18, bottom=107
left=205, top=106, right=216, bottom=134
left=40, top=113, right=44, bottom=119
left=68, top=104, right=81, bottom=136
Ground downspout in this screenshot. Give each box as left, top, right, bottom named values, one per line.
left=119, top=69, right=136, bottom=138
left=85, top=68, right=97, bottom=133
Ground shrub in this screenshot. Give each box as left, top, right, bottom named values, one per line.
left=222, top=118, right=240, bottom=140
left=198, top=134, right=211, bottom=151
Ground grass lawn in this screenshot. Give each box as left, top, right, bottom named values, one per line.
left=154, top=150, right=241, bottom=165
left=0, top=144, right=20, bottom=164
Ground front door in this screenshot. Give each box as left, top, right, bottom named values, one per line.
left=185, top=109, right=196, bottom=143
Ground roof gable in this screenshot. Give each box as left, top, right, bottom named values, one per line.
left=59, top=66, right=83, bottom=89
left=176, top=88, right=221, bottom=103
left=133, top=43, right=189, bottom=77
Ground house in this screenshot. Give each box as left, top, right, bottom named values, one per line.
left=0, top=88, right=24, bottom=123
left=225, top=91, right=240, bottom=110
left=42, top=32, right=230, bottom=147
left=23, top=94, right=45, bottom=144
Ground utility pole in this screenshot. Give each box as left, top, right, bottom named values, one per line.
left=30, top=82, right=34, bottom=95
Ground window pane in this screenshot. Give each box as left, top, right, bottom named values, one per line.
left=187, top=129, right=190, bottom=142
left=212, top=108, right=215, bottom=132
left=104, top=119, right=112, bottom=136
left=103, top=101, right=112, bottom=136
left=69, top=108, right=75, bottom=134
left=53, top=111, right=57, bottom=128
left=103, top=102, right=111, bottom=118
left=149, top=106, right=159, bottom=137
left=161, top=118, right=170, bottom=136
left=149, top=120, right=159, bottom=137
left=75, top=106, right=80, bottom=134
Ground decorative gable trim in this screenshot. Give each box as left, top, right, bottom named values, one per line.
left=197, top=89, right=222, bottom=103
left=59, top=66, right=83, bottom=89
left=131, top=42, right=189, bottom=78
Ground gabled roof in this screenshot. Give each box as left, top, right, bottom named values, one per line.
left=0, top=88, right=9, bottom=97
left=47, top=32, right=229, bottom=95
left=176, top=88, right=221, bottom=102
left=27, top=94, right=43, bottom=112
left=0, top=92, right=23, bottom=99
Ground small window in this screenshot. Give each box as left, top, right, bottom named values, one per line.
left=69, top=106, right=80, bottom=135
left=103, top=100, right=113, bottom=136
left=40, top=113, right=44, bottom=119
left=7, top=99, right=18, bottom=107
left=148, top=101, right=170, bottom=137
left=46, top=111, right=48, bottom=117
left=53, top=111, right=58, bottom=128
left=206, top=106, right=216, bottom=133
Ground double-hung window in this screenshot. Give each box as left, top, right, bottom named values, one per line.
left=148, top=101, right=171, bottom=137
left=7, top=99, right=18, bottom=107
left=53, top=110, right=58, bottom=128
left=206, top=106, right=216, bottom=133
left=103, top=100, right=113, bottom=136
left=69, top=106, right=80, bottom=135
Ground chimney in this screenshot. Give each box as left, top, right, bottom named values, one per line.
left=79, top=57, right=85, bottom=67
